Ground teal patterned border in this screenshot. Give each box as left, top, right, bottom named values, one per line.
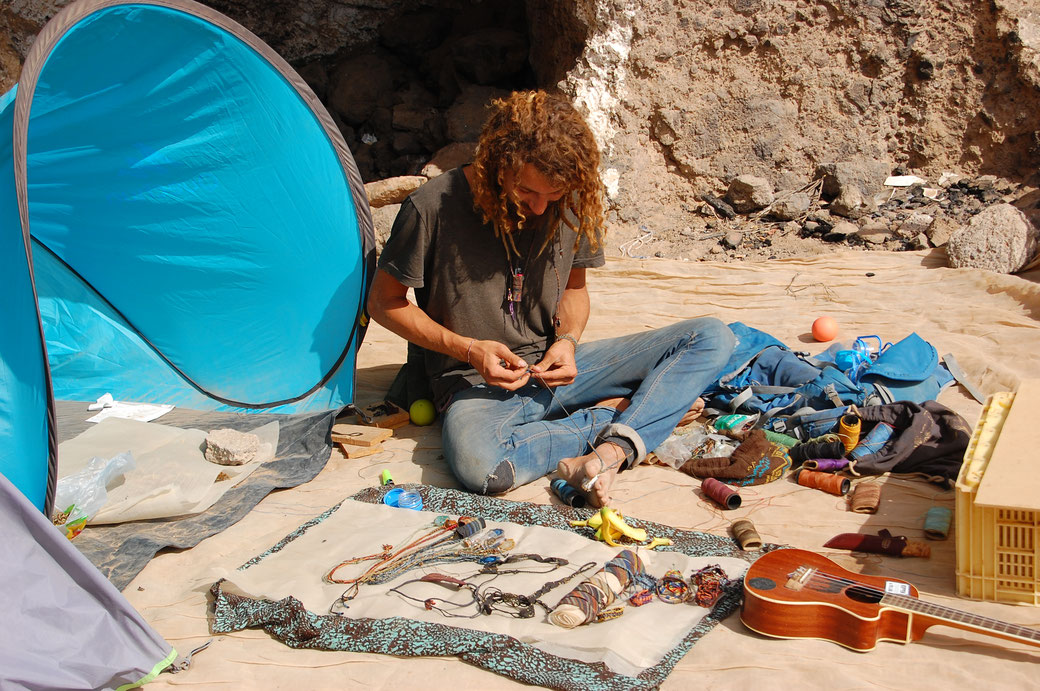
left=211, top=484, right=776, bottom=690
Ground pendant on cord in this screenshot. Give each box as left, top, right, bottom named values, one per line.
left=508, top=267, right=524, bottom=321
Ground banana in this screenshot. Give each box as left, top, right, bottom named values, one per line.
left=644, top=537, right=673, bottom=550
left=569, top=511, right=606, bottom=530
left=600, top=507, right=647, bottom=543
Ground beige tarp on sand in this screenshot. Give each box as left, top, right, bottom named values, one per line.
left=131, top=250, right=1040, bottom=689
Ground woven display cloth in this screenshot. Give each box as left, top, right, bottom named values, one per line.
left=211, top=484, right=778, bottom=691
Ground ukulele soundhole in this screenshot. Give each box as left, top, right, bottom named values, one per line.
left=748, top=577, right=776, bottom=591
left=845, top=585, right=884, bottom=604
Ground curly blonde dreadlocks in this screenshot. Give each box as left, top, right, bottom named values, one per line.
left=469, top=90, right=605, bottom=258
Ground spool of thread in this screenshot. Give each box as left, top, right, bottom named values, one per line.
left=702, top=477, right=742, bottom=509
left=731, top=519, right=762, bottom=551
left=837, top=413, right=861, bottom=453
left=762, top=430, right=799, bottom=449
left=848, top=421, right=895, bottom=461
left=923, top=506, right=953, bottom=540
left=551, top=478, right=587, bottom=508
left=789, top=440, right=846, bottom=465
left=850, top=483, right=881, bottom=513
left=803, top=457, right=849, bottom=472
left=797, top=469, right=850, bottom=496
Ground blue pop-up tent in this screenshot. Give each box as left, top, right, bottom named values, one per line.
left=0, top=1, right=373, bottom=686
left=1, top=0, right=374, bottom=516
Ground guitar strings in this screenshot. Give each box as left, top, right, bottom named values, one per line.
left=798, top=571, right=1040, bottom=635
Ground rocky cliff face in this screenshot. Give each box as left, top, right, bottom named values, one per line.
left=3, top=0, right=1038, bottom=252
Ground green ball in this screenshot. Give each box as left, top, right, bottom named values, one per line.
left=409, top=399, right=436, bottom=426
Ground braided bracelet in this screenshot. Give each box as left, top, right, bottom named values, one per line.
left=556, top=333, right=579, bottom=349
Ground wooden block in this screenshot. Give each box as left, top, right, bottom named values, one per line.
left=356, top=401, right=411, bottom=429
left=339, top=442, right=385, bottom=459
left=331, top=423, right=392, bottom=447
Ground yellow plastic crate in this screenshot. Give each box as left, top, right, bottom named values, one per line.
left=955, top=380, right=1040, bottom=605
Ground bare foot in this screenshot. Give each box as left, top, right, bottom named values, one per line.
left=676, top=397, right=706, bottom=428
left=557, top=442, right=628, bottom=508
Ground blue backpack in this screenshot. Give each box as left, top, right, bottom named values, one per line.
left=703, top=323, right=978, bottom=437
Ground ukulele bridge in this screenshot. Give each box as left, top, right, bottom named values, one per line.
left=786, top=566, right=815, bottom=591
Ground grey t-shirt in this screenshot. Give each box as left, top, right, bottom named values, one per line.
left=378, top=167, right=605, bottom=408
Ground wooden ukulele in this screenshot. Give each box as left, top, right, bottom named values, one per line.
left=741, top=548, right=1040, bottom=652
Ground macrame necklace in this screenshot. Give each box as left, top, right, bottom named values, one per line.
left=388, top=557, right=596, bottom=619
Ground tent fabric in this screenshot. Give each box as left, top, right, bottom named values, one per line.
left=0, top=86, right=56, bottom=514
left=1, top=0, right=373, bottom=513
left=60, top=403, right=338, bottom=590
left=0, top=473, right=176, bottom=690
left=13, top=0, right=374, bottom=414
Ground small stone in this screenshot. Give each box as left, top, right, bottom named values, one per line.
left=725, top=175, right=774, bottom=213
left=205, top=428, right=260, bottom=466
left=898, top=212, right=934, bottom=238
left=771, top=192, right=812, bottom=220
left=910, top=232, right=931, bottom=250
left=857, top=221, right=894, bottom=245
left=723, top=231, right=744, bottom=249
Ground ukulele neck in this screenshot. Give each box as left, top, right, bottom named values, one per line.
left=882, top=593, right=1040, bottom=647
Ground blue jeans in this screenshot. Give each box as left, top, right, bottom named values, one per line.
left=441, top=317, right=735, bottom=494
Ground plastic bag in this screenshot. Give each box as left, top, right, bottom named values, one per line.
left=653, top=431, right=735, bottom=468
left=53, top=451, right=136, bottom=537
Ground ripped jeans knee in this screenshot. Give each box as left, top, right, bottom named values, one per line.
left=480, top=459, right=515, bottom=495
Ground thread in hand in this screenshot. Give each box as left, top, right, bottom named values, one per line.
left=702, top=477, right=742, bottom=509
left=551, top=478, right=587, bottom=508
left=797, top=469, right=850, bottom=496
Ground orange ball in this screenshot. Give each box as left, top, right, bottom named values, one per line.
left=812, top=316, right=839, bottom=342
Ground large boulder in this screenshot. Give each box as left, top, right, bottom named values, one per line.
left=946, top=203, right=1039, bottom=273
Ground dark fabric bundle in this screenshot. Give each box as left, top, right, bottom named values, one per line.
left=850, top=400, right=972, bottom=484
left=679, top=430, right=791, bottom=486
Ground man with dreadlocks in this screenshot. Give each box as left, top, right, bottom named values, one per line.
left=368, top=90, right=734, bottom=507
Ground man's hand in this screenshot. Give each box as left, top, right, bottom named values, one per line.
left=530, top=339, right=578, bottom=388
left=469, top=339, right=531, bottom=390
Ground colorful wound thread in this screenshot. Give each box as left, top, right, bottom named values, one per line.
left=850, top=483, right=881, bottom=513
left=702, top=477, right=742, bottom=509
left=923, top=506, right=953, bottom=540
left=797, top=469, right=850, bottom=496
left=549, top=549, right=643, bottom=628
left=848, top=421, right=895, bottom=460
left=731, top=519, right=762, bottom=551
left=837, top=413, right=861, bottom=453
